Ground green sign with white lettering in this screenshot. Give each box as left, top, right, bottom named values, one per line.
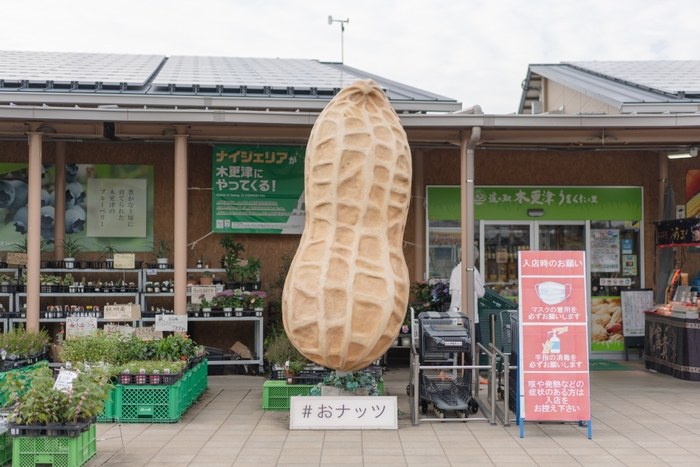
left=427, top=186, right=642, bottom=221
left=212, top=145, right=306, bottom=234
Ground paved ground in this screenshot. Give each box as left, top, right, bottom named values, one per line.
left=91, top=358, right=700, bottom=466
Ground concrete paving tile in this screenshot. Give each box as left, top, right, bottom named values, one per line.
left=529, top=454, right=580, bottom=463
left=363, top=463, right=408, bottom=467
left=322, top=440, right=362, bottom=450
left=486, top=455, right=537, bottom=464
left=405, top=455, right=451, bottom=466
left=321, top=452, right=364, bottom=463
left=363, top=446, right=406, bottom=456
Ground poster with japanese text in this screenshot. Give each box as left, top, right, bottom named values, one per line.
left=212, top=145, right=306, bottom=234
left=590, top=229, right=620, bottom=272
left=518, top=250, right=591, bottom=422
left=620, top=289, right=653, bottom=338
left=0, top=163, right=153, bottom=251
left=87, top=179, right=147, bottom=237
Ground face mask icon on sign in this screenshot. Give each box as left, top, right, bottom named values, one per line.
left=535, top=281, right=572, bottom=305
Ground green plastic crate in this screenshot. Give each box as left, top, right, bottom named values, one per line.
left=112, top=382, right=183, bottom=423
left=98, top=360, right=207, bottom=424
left=12, top=423, right=96, bottom=467
left=262, top=381, right=316, bottom=411
left=97, top=388, right=115, bottom=423
left=262, top=379, right=385, bottom=411
left=0, top=431, right=12, bottom=466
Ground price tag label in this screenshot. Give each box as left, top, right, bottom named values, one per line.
left=104, top=324, right=134, bottom=337
left=114, top=253, right=135, bottom=269
left=65, top=317, right=98, bottom=338
left=6, top=252, right=27, bottom=266
left=104, top=303, right=141, bottom=320
left=191, top=285, right=217, bottom=304
left=155, top=314, right=188, bottom=332
left=134, top=326, right=163, bottom=341
left=53, top=370, right=79, bottom=393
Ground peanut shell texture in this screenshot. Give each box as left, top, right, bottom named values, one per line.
left=283, top=79, right=412, bottom=371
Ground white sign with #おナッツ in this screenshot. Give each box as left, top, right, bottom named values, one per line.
left=290, top=396, right=397, bottom=430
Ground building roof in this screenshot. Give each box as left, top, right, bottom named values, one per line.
left=0, top=50, right=459, bottom=113
left=519, top=60, right=700, bottom=114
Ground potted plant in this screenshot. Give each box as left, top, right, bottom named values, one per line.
left=151, top=239, right=173, bottom=269
left=219, top=235, right=245, bottom=289
left=199, top=296, right=214, bottom=317
left=234, top=257, right=262, bottom=291
left=264, top=330, right=307, bottom=380
left=59, top=237, right=84, bottom=269
left=96, top=240, right=119, bottom=269
left=0, top=362, right=113, bottom=438
left=286, top=359, right=308, bottom=385
left=199, top=270, right=213, bottom=285
left=248, top=291, right=267, bottom=316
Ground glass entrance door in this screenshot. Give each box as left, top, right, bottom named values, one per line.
left=537, top=223, right=586, bottom=251
left=482, top=222, right=532, bottom=299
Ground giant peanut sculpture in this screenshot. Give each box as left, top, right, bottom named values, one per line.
left=283, top=79, right=412, bottom=371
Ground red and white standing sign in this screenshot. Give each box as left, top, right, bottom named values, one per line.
left=518, top=251, right=590, bottom=422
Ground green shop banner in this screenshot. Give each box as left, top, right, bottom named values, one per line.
left=427, top=186, right=642, bottom=221
left=212, top=145, right=306, bottom=234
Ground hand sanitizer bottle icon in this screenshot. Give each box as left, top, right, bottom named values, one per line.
left=549, top=330, right=561, bottom=354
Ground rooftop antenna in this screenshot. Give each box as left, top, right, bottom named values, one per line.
left=328, top=15, right=349, bottom=64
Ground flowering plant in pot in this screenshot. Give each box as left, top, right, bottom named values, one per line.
left=0, top=361, right=113, bottom=435
left=199, top=296, right=216, bottom=310
left=0, top=325, right=50, bottom=361
left=246, top=291, right=267, bottom=311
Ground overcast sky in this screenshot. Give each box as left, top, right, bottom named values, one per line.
left=3, top=0, right=699, bottom=114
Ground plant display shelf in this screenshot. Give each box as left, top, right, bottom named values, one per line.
left=139, top=267, right=225, bottom=310
left=262, top=379, right=385, bottom=411
left=139, top=315, right=264, bottom=372
left=98, top=359, right=208, bottom=424
left=11, top=423, right=96, bottom=467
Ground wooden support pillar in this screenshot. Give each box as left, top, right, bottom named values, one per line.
left=173, top=128, right=189, bottom=316
left=26, top=129, right=43, bottom=332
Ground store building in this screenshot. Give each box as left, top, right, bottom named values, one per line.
left=1, top=52, right=699, bottom=357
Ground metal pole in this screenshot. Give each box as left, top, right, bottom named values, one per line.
left=341, top=22, right=344, bottom=64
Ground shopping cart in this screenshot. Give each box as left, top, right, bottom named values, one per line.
left=415, top=311, right=479, bottom=418
left=496, top=310, right=518, bottom=405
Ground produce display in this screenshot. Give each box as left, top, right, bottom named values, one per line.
left=283, top=79, right=412, bottom=371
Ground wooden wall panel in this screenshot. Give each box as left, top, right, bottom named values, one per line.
left=420, top=147, right=661, bottom=290
left=0, top=139, right=685, bottom=347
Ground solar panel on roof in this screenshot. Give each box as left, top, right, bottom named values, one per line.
left=152, top=56, right=362, bottom=90
left=567, top=60, right=700, bottom=95
left=0, top=50, right=165, bottom=86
